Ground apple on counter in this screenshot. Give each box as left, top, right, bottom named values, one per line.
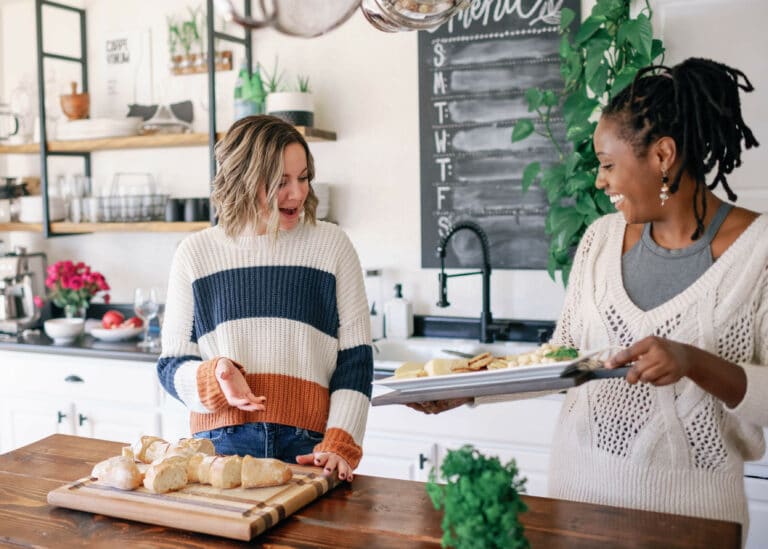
left=101, top=310, right=143, bottom=329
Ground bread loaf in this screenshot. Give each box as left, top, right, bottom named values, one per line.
left=241, top=455, right=293, bottom=488
left=209, top=455, right=242, bottom=489
left=143, top=459, right=188, bottom=494
left=91, top=456, right=143, bottom=490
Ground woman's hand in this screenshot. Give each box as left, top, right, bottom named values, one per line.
left=215, top=358, right=267, bottom=411
left=406, top=398, right=472, bottom=415
left=296, top=451, right=354, bottom=481
left=604, top=336, right=692, bottom=386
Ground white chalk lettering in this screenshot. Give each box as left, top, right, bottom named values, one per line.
left=445, top=0, right=563, bottom=32
left=436, top=186, right=450, bottom=210
left=435, top=157, right=451, bottom=181
left=434, top=129, right=448, bottom=154
left=433, top=101, right=448, bottom=124
left=433, top=71, right=448, bottom=95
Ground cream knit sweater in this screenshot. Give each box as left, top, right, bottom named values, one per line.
left=548, top=212, right=768, bottom=530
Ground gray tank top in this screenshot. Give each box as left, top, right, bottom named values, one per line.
left=622, top=202, right=733, bottom=311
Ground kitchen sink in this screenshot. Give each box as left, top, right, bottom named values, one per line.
left=373, top=337, right=539, bottom=372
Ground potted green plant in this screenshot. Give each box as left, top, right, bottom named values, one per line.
left=426, top=445, right=529, bottom=549
left=511, top=0, right=665, bottom=284
left=265, top=59, right=314, bottom=127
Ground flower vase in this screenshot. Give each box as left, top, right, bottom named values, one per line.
left=64, top=304, right=87, bottom=320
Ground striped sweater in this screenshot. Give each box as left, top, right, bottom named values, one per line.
left=157, top=220, right=373, bottom=468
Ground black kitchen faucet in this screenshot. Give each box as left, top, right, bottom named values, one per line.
left=436, top=220, right=494, bottom=343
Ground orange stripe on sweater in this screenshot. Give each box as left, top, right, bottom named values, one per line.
left=191, top=373, right=330, bottom=435
left=314, top=427, right=363, bottom=470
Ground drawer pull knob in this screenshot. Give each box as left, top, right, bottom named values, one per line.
left=57, top=411, right=67, bottom=424
left=64, top=375, right=84, bottom=383
left=78, top=413, right=88, bottom=426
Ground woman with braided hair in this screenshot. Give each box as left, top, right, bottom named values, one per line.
left=546, top=57, right=765, bottom=539
left=412, top=57, right=766, bottom=540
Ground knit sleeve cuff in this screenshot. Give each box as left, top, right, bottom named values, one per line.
left=726, top=363, right=768, bottom=426
left=196, top=357, right=247, bottom=412
left=313, top=427, right=363, bottom=470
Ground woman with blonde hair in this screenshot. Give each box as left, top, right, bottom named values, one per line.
left=158, top=115, right=373, bottom=481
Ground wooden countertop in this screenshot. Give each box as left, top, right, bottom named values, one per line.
left=0, top=435, right=740, bottom=548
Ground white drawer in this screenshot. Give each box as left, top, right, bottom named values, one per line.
left=4, top=351, right=160, bottom=407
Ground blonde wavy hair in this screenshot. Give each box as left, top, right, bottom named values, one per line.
left=211, top=115, right=317, bottom=238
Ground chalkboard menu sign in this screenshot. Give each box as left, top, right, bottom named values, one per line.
left=419, top=0, right=580, bottom=270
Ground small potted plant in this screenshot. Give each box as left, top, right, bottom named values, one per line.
left=265, top=59, right=314, bottom=127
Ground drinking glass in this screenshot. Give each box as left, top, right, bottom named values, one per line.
left=134, top=287, right=160, bottom=349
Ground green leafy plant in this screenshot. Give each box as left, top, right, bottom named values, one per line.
left=426, top=445, right=528, bottom=549
left=296, top=74, right=311, bottom=93
left=511, top=0, right=665, bottom=285
left=262, top=56, right=285, bottom=93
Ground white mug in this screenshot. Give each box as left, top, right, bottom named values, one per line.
left=0, top=108, right=20, bottom=141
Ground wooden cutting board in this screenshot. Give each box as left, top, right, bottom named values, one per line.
left=47, top=464, right=339, bottom=541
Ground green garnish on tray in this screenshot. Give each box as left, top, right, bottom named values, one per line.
left=544, top=346, right=579, bottom=360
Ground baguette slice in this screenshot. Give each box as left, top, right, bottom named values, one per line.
left=91, top=456, right=143, bottom=490
left=197, top=455, right=218, bottom=485
left=178, top=437, right=215, bottom=456
left=131, top=436, right=169, bottom=463
left=186, top=453, right=206, bottom=483
left=209, top=455, right=242, bottom=489
left=241, top=455, right=292, bottom=488
left=143, top=459, right=188, bottom=494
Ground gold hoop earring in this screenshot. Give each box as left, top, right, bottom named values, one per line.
left=660, top=170, right=670, bottom=207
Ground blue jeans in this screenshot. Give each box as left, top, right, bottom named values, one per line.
left=195, top=422, right=324, bottom=463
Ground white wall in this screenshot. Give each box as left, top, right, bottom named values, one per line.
left=2, top=0, right=767, bottom=322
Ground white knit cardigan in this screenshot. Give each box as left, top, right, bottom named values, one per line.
left=548, top=212, right=768, bottom=531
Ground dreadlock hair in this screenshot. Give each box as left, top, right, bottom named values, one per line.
left=603, top=57, right=759, bottom=239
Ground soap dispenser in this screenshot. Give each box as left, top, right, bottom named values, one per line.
left=383, top=283, right=414, bottom=339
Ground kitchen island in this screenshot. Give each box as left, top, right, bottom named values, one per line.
left=0, top=434, right=739, bottom=548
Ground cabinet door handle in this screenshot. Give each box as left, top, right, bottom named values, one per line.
left=78, top=413, right=88, bottom=427
left=419, top=453, right=430, bottom=470
left=57, top=411, right=67, bottom=424
left=64, top=375, right=84, bottom=383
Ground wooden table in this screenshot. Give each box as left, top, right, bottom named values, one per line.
left=0, top=434, right=740, bottom=548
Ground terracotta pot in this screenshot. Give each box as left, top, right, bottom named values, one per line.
left=60, top=81, right=89, bottom=120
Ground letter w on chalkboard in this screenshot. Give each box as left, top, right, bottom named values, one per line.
left=418, top=0, right=580, bottom=270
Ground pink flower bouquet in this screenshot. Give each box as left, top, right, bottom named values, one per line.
left=36, top=260, right=111, bottom=317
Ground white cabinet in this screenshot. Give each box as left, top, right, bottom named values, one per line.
left=359, top=392, right=562, bottom=496
left=0, top=351, right=163, bottom=453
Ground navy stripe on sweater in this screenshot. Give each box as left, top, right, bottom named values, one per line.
left=191, top=266, right=338, bottom=341
left=157, top=354, right=202, bottom=401
left=330, top=345, right=373, bottom=399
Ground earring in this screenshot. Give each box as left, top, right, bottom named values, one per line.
left=660, top=170, right=670, bottom=207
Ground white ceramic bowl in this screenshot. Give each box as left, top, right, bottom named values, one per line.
left=44, top=318, right=84, bottom=345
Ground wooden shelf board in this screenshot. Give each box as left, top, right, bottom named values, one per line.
left=51, top=221, right=211, bottom=233
left=0, top=222, right=43, bottom=232
left=0, top=143, right=41, bottom=154
left=0, top=127, right=335, bottom=155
